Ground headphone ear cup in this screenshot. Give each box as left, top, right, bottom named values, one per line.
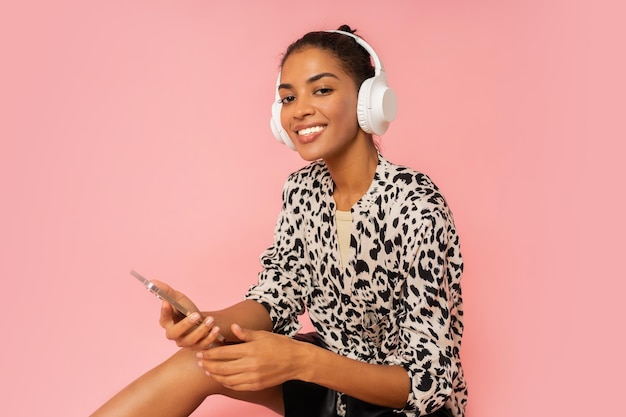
left=356, top=78, right=374, bottom=134
left=270, top=100, right=283, bottom=141
left=270, top=100, right=296, bottom=150
left=356, top=73, right=398, bottom=136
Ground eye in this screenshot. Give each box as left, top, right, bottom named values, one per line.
left=279, top=95, right=295, bottom=105
left=315, top=87, right=333, bottom=95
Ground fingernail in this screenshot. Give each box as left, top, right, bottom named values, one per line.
left=196, top=351, right=203, bottom=359
left=211, top=326, right=220, bottom=334
left=204, top=316, right=214, bottom=326
left=197, top=361, right=203, bottom=368
left=189, top=313, right=200, bottom=322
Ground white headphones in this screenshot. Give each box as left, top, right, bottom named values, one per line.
left=270, top=30, right=398, bottom=150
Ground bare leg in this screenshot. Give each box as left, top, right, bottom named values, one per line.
left=90, top=348, right=284, bottom=417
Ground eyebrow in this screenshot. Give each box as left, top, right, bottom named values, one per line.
left=278, top=72, right=339, bottom=90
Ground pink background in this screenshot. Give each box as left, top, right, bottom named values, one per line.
left=1, top=1, right=624, bottom=416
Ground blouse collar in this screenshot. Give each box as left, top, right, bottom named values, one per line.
left=321, top=153, right=390, bottom=216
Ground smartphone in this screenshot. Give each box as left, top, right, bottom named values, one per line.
left=130, top=270, right=195, bottom=316
left=130, top=270, right=225, bottom=342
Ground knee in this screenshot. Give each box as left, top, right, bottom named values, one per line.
left=162, top=348, right=226, bottom=397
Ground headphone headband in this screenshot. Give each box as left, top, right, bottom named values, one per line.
left=324, top=30, right=384, bottom=74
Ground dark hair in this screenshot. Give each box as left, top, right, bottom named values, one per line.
left=280, top=24, right=375, bottom=89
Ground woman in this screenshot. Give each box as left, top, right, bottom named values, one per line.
left=91, top=25, right=466, bottom=417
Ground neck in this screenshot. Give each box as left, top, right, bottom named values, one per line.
left=325, top=138, right=378, bottom=211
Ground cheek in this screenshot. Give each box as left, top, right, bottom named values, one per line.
left=324, top=96, right=358, bottom=125
left=334, top=100, right=359, bottom=131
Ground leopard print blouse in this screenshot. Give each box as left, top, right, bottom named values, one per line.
left=245, top=154, right=467, bottom=416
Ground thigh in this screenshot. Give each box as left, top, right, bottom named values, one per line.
left=347, top=398, right=451, bottom=417
left=91, top=348, right=284, bottom=417
left=283, top=379, right=337, bottom=417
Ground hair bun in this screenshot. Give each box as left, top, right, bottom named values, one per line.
left=337, top=24, right=356, bottom=34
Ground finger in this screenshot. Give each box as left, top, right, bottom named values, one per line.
left=230, top=323, right=260, bottom=343
left=159, top=301, right=175, bottom=328
left=196, top=348, right=273, bottom=390
left=185, top=318, right=225, bottom=347
left=151, top=279, right=191, bottom=312
left=205, top=369, right=268, bottom=392
left=150, top=279, right=173, bottom=294
left=170, top=315, right=224, bottom=349
left=200, top=353, right=243, bottom=376
left=195, top=322, right=223, bottom=349
left=230, top=323, right=245, bottom=341
left=165, top=312, right=204, bottom=343
left=199, top=341, right=251, bottom=363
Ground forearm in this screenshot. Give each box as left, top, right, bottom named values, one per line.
left=202, top=299, right=273, bottom=342
left=299, top=342, right=410, bottom=409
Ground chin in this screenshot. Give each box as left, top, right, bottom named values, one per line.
left=295, top=149, right=322, bottom=162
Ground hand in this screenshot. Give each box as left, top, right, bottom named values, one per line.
left=196, top=324, right=306, bottom=391
left=152, top=280, right=222, bottom=350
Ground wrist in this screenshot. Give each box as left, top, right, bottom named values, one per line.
left=292, top=339, right=318, bottom=383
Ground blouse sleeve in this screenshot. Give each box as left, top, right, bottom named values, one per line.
left=244, top=177, right=311, bottom=336
left=384, top=202, right=464, bottom=415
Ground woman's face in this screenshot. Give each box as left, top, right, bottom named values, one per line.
left=278, top=47, right=366, bottom=162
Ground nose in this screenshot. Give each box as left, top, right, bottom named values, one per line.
left=293, top=95, right=314, bottom=119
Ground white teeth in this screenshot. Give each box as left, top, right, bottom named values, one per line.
left=297, top=126, right=325, bottom=136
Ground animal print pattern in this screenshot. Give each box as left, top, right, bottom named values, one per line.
left=245, top=155, right=467, bottom=416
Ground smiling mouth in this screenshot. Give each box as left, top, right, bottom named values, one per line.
left=297, top=125, right=326, bottom=136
